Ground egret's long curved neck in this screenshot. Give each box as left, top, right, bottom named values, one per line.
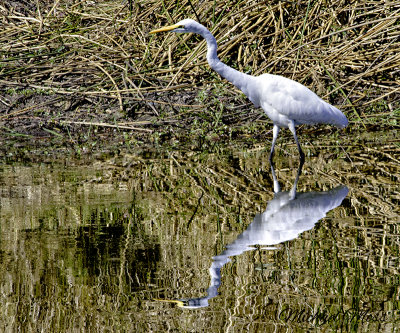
left=198, top=28, right=254, bottom=96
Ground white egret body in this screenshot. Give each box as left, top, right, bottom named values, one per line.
left=150, top=19, right=348, bottom=161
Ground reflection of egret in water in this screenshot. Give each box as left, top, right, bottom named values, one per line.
left=157, top=164, right=348, bottom=309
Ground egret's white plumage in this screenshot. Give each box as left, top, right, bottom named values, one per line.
left=150, top=19, right=348, bottom=161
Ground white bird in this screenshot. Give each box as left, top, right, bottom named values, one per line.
left=150, top=19, right=348, bottom=162
left=155, top=163, right=349, bottom=308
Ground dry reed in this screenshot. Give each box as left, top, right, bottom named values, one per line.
left=0, top=0, right=399, bottom=144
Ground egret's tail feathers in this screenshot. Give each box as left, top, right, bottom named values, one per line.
left=324, top=103, right=348, bottom=128
left=334, top=109, right=348, bottom=128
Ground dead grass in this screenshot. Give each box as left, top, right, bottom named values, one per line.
left=0, top=0, right=399, bottom=150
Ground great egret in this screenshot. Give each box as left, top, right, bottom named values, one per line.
left=150, top=19, right=348, bottom=162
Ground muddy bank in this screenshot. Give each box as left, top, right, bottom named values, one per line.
left=0, top=89, right=263, bottom=163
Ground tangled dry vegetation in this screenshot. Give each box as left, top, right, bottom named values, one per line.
left=0, top=0, right=399, bottom=157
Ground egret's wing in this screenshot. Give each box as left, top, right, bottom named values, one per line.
left=258, top=74, right=347, bottom=127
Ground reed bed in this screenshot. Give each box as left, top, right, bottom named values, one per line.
left=0, top=0, right=399, bottom=152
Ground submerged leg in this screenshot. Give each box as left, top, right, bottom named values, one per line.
left=269, top=124, right=280, bottom=162
left=288, top=120, right=305, bottom=164
left=288, top=158, right=305, bottom=200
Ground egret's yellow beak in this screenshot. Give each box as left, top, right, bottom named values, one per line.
left=149, top=24, right=181, bottom=34
left=153, top=298, right=185, bottom=307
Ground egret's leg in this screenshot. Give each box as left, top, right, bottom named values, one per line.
left=270, top=162, right=280, bottom=194
left=269, top=124, right=280, bottom=162
left=288, top=121, right=305, bottom=164
left=288, top=158, right=304, bottom=200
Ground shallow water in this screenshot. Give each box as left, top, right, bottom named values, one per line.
left=0, top=140, right=399, bottom=331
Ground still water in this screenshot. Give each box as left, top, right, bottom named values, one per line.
left=0, top=143, right=399, bottom=331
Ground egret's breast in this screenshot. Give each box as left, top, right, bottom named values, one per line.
left=260, top=102, right=291, bottom=128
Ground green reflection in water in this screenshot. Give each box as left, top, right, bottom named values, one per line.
left=0, top=145, right=399, bottom=331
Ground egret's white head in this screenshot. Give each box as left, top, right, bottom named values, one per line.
left=150, top=19, right=204, bottom=35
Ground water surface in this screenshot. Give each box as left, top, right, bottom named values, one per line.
left=0, top=140, right=399, bottom=331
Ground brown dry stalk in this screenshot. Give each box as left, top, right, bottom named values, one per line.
left=0, top=0, right=398, bottom=127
